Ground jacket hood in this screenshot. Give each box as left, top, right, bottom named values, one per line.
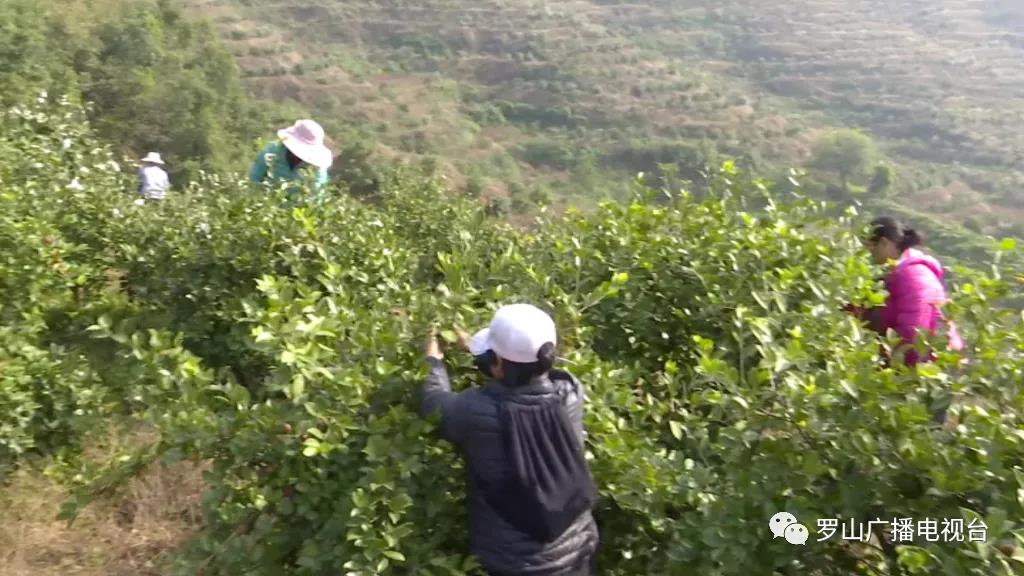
left=898, top=248, right=944, bottom=280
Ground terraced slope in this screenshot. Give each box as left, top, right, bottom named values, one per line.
left=187, top=0, right=1024, bottom=234
left=713, top=0, right=1024, bottom=208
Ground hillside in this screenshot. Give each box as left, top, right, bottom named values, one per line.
left=186, top=0, right=1024, bottom=235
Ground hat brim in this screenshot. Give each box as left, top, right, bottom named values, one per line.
left=140, top=158, right=165, bottom=165
left=278, top=129, right=334, bottom=169
left=469, top=328, right=491, bottom=357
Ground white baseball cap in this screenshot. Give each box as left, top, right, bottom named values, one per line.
left=468, top=328, right=492, bottom=356
left=483, top=304, right=557, bottom=363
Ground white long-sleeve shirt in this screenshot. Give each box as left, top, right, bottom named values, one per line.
left=139, top=165, right=170, bottom=199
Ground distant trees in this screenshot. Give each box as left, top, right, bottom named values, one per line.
left=528, top=185, right=552, bottom=207
left=573, top=150, right=601, bottom=192
left=808, top=129, right=878, bottom=192
left=867, top=163, right=896, bottom=197
left=333, top=140, right=381, bottom=197
left=605, top=140, right=714, bottom=184
left=510, top=195, right=531, bottom=214
left=0, top=0, right=69, bottom=106
left=485, top=196, right=510, bottom=217
left=0, top=0, right=295, bottom=182
left=464, top=174, right=485, bottom=198
left=81, top=3, right=253, bottom=181
left=963, top=215, right=985, bottom=234
left=497, top=101, right=582, bottom=129
left=516, top=140, right=574, bottom=170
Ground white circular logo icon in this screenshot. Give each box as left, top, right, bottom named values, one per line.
left=785, top=522, right=809, bottom=545
left=769, top=511, right=798, bottom=539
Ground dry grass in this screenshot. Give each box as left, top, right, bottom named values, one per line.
left=0, top=438, right=205, bottom=576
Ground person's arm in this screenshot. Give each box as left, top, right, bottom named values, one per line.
left=888, top=264, right=942, bottom=365
left=862, top=306, right=887, bottom=334
left=307, top=168, right=329, bottom=204
left=309, top=167, right=329, bottom=198
left=158, top=168, right=170, bottom=193
left=574, top=376, right=588, bottom=446
left=845, top=273, right=893, bottom=335
left=455, top=327, right=471, bottom=352
left=420, top=333, right=467, bottom=444
left=553, top=371, right=587, bottom=447
left=249, top=144, right=271, bottom=184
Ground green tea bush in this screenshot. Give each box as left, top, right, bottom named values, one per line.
left=3, top=96, right=1023, bottom=576
left=0, top=96, right=133, bottom=469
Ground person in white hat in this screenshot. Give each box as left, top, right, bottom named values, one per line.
left=249, top=119, right=333, bottom=198
left=422, top=304, right=600, bottom=576
left=138, top=152, right=169, bottom=200
left=455, top=326, right=498, bottom=378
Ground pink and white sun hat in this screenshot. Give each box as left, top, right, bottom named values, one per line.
left=277, top=119, right=333, bottom=169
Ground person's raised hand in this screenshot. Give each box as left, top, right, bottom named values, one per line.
left=425, top=328, right=443, bottom=360
left=455, top=327, right=471, bottom=352
left=843, top=303, right=865, bottom=318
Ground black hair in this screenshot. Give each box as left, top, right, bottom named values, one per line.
left=473, top=350, right=497, bottom=378
left=499, top=342, right=557, bottom=387
left=870, top=216, right=925, bottom=251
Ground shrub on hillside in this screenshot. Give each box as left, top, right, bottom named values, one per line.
left=0, top=96, right=137, bottom=470
left=516, top=140, right=575, bottom=170
left=2, top=0, right=306, bottom=182
left=809, top=130, right=879, bottom=193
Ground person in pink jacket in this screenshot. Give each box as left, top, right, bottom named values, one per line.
left=849, top=217, right=965, bottom=367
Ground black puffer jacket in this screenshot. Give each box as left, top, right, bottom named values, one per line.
left=421, top=358, right=599, bottom=575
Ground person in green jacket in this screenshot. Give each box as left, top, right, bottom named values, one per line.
left=250, top=119, right=333, bottom=199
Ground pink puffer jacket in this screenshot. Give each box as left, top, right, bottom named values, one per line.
left=875, top=249, right=965, bottom=365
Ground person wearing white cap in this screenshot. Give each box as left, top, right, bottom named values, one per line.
left=249, top=119, right=333, bottom=198
left=422, top=304, right=600, bottom=576
left=454, top=326, right=498, bottom=378
left=138, top=152, right=169, bottom=200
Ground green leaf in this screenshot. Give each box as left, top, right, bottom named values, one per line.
left=752, top=291, right=770, bottom=311
left=896, top=546, right=932, bottom=570
left=281, top=350, right=297, bottom=365
left=999, top=238, right=1017, bottom=252
left=290, top=375, right=306, bottom=399
left=669, top=421, right=684, bottom=441
left=382, top=550, right=406, bottom=562
left=839, top=380, right=859, bottom=399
